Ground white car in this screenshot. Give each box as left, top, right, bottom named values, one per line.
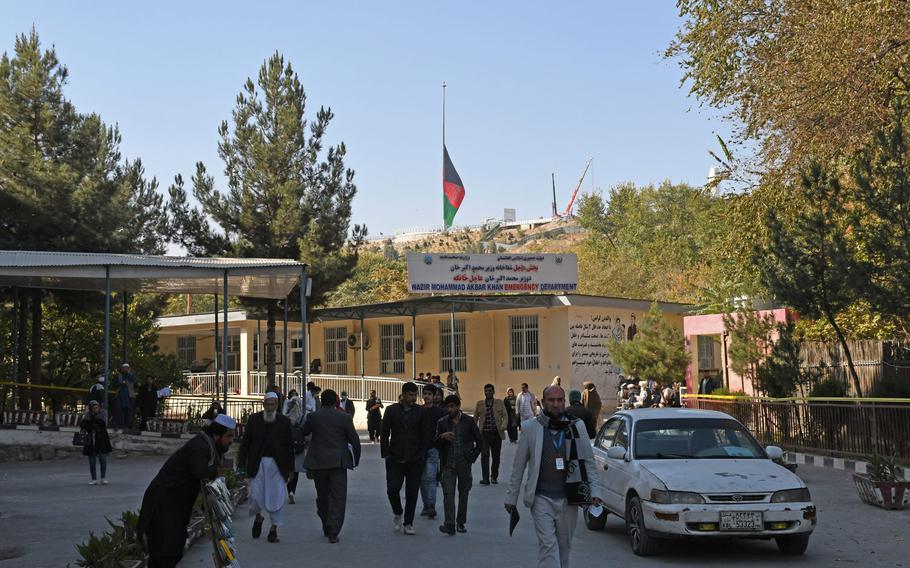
left=585, top=408, right=816, bottom=556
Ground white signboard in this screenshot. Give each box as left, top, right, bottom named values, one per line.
left=407, top=253, right=578, bottom=294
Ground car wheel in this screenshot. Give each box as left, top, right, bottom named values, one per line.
left=775, top=534, right=810, bottom=555
left=626, top=495, right=661, bottom=556
left=583, top=505, right=608, bottom=531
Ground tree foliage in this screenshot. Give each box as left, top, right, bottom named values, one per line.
left=325, top=253, right=409, bottom=307
left=667, top=0, right=910, bottom=182
left=575, top=181, right=727, bottom=304
left=723, top=306, right=775, bottom=392
left=608, top=303, right=688, bottom=386
left=754, top=322, right=813, bottom=398
left=753, top=163, right=866, bottom=396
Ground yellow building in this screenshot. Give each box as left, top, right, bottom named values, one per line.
left=156, top=294, right=690, bottom=408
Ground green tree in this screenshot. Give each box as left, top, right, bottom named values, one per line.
left=753, top=164, right=866, bottom=396
left=169, top=52, right=366, bottom=383
left=608, top=303, right=689, bottom=386
left=755, top=322, right=813, bottom=398
left=0, top=29, right=168, bottom=408
left=666, top=1, right=910, bottom=182
left=326, top=253, right=409, bottom=307
left=722, top=306, right=775, bottom=392
left=575, top=181, right=728, bottom=303
left=382, top=239, right=399, bottom=261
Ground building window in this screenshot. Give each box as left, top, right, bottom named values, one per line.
left=176, top=336, right=196, bottom=370
left=380, top=323, right=405, bottom=375
left=215, top=334, right=241, bottom=372
left=324, top=326, right=348, bottom=375
left=439, top=319, right=467, bottom=373
left=290, top=334, right=304, bottom=370
left=698, top=336, right=718, bottom=371
left=510, top=315, right=539, bottom=370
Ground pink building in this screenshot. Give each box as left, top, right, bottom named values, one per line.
left=683, top=308, right=792, bottom=395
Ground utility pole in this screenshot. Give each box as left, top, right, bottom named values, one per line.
left=551, top=173, right=558, bottom=218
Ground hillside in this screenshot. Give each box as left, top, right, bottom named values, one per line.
left=363, top=217, right=587, bottom=256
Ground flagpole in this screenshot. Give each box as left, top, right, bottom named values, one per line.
left=442, top=80, right=446, bottom=232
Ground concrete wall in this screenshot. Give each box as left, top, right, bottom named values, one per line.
left=0, top=426, right=192, bottom=462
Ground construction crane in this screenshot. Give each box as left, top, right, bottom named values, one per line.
left=561, top=157, right=593, bottom=217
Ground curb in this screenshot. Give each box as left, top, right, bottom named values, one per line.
left=785, top=451, right=909, bottom=481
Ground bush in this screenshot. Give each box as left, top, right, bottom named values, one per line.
left=870, top=375, right=910, bottom=398
left=711, top=388, right=749, bottom=397
left=809, top=377, right=848, bottom=398
left=74, top=510, right=142, bottom=567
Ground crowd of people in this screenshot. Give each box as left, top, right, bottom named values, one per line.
left=130, top=374, right=688, bottom=567
left=616, top=378, right=682, bottom=409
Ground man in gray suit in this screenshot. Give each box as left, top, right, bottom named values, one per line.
left=301, top=389, right=361, bottom=543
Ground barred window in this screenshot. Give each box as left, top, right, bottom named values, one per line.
left=510, top=315, right=539, bottom=370
left=380, top=323, right=405, bottom=375
left=176, top=336, right=196, bottom=370
left=324, top=326, right=348, bottom=375
left=439, top=319, right=467, bottom=373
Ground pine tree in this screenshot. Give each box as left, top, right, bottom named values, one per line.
left=169, top=52, right=366, bottom=383
left=609, top=303, right=689, bottom=386
left=753, top=163, right=865, bottom=396
left=0, top=29, right=168, bottom=406
left=722, top=306, right=776, bottom=392
left=755, top=322, right=812, bottom=398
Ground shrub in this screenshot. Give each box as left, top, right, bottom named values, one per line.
left=809, top=377, right=848, bottom=398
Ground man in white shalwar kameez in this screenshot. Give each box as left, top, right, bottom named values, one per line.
left=238, top=392, right=295, bottom=543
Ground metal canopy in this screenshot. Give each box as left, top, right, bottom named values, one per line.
left=0, top=251, right=305, bottom=299
left=313, top=293, right=693, bottom=321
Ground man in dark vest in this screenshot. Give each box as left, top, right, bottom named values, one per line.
left=301, top=389, right=361, bottom=543
left=138, top=414, right=236, bottom=568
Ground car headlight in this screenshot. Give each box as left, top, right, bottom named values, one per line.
left=771, top=488, right=811, bottom=503
left=650, top=489, right=705, bottom=504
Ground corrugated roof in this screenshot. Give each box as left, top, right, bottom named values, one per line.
left=0, top=250, right=305, bottom=299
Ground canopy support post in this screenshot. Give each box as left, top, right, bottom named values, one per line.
left=223, top=270, right=228, bottom=409
left=282, top=297, right=289, bottom=395
left=411, top=310, right=417, bottom=381
left=103, top=267, right=111, bottom=420
left=299, top=268, right=308, bottom=408
left=449, top=303, right=457, bottom=391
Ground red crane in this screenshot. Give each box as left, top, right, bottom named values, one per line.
left=561, top=157, right=593, bottom=217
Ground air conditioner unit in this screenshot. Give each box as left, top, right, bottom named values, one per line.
left=348, top=333, right=371, bottom=350
left=406, top=337, right=424, bottom=353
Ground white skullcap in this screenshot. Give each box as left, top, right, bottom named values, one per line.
left=213, top=414, right=237, bottom=429
left=264, top=392, right=279, bottom=400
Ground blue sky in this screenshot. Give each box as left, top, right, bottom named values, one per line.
left=2, top=1, right=729, bottom=237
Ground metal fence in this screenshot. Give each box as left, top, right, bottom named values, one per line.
left=687, top=396, right=910, bottom=461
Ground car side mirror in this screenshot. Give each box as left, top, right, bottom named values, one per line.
left=607, top=446, right=627, bottom=460
left=765, top=445, right=784, bottom=460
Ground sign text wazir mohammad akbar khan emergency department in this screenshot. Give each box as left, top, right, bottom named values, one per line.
left=407, top=253, right=579, bottom=293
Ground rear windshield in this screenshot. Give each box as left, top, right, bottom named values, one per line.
left=634, top=418, right=765, bottom=459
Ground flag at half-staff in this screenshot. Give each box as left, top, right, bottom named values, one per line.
left=443, top=145, right=465, bottom=229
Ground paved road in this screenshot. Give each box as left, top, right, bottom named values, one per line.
left=1, top=441, right=908, bottom=567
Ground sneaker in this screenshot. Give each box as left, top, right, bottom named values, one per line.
left=101, top=479, right=109, bottom=485
left=328, top=535, right=340, bottom=544
left=288, top=493, right=295, bottom=504
left=393, top=515, right=402, bottom=532
left=267, top=526, right=279, bottom=543
left=403, top=524, right=415, bottom=535
left=456, top=524, right=467, bottom=533
left=252, top=515, right=264, bottom=538
left=426, top=507, right=437, bottom=519
left=420, top=507, right=430, bottom=517
left=491, top=478, right=498, bottom=484
left=89, top=480, right=98, bottom=486
left=480, top=479, right=490, bottom=486
left=439, top=524, right=456, bottom=535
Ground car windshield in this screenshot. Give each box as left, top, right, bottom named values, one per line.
left=634, top=418, right=765, bottom=460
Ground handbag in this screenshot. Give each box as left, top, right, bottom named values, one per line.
left=564, top=423, right=593, bottom=505
left=72, top=431, right=90, bottom=447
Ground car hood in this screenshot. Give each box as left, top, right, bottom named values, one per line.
left=639, top=459, right=803, bottom=493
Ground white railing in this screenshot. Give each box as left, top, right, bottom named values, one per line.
left=179, top=371, right=454, bottom=401
left=177, top=372, right=242, bottom=395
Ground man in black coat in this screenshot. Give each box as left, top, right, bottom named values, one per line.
left=566, top=389, right=596, bottom=438
left=435, top=394, right=482, bottom=535
left=138, top=415, right=236, bottom=568
left=380, top=382, right=431, bottom=535
left=137, top=375, right=159, bottom=431
left=301, top=389, right=361, bottom=543
left=238, top=392, right=295, bottom=543
left=338, top=390, right=356, bottom=418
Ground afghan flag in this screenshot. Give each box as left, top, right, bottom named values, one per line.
left=443, top=145, right=465, bottom=229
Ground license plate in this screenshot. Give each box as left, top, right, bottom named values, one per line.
left=720, top=511, right=762, bottom=531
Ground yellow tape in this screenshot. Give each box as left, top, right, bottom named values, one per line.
left=682, top=393, right=910, bottom=403
left=0, top=381, right=88, bottom=394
